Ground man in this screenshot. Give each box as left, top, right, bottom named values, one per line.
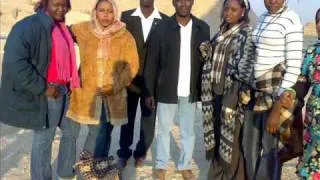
left=243, top=0, right=303, bottom=179
left=118, top=0, right=168, bottom=168
left=144, top=0, right=210, bottom=179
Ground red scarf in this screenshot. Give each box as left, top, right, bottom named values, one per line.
left=47, top=22, right=80, bottom=89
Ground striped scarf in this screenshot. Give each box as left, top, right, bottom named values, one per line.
left=211, top=23, right=244, bottom=84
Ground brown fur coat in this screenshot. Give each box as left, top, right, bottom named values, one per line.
left=67, top=22, right=139, bottom=125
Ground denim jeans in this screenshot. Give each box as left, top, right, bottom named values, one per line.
left=82, top=104, right=114, bottom=158
left=155, top=97, right=196, bottom=170
left=242, top=111, right=281, bottom=180
left=31, top=95, right=80, bottom=180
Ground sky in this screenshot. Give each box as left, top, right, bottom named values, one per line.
left=250, top=0, right=320, bottom=24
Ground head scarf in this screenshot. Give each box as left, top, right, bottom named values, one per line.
left=90, top=0, right=126, bottom=59
left=271, top=0, right=288, bottom=14
left=243, top=0, right=250, bottom=10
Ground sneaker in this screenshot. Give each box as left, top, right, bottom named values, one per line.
left=179, top=170, right=196, bottom=180
left=154, top=169, right=167, bottom=180
left=117, top=158, right=127, bottom=170
left=134, top=157, right=145, bottom=167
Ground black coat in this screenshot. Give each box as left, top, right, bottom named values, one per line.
left=144, top=15, right=210, bottom=103
left=120, top=9, right=168, bottom=93
left=0, top=11, right=53, bottom=129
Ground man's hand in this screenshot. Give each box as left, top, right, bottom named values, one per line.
left=145, top=96, right=155, bottom=110
left=45, top=85, right=60, bottom=99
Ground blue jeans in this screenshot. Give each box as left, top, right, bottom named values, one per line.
left=31, top=95, right=80, bottom=180
left=243, top=111, right=280, bottom=180
left=155, top=97, right=196, bottom=170
left=83, top=104, right=114, bottom=158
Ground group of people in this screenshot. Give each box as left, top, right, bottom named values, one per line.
left=0, top=0, right=319, bottom=179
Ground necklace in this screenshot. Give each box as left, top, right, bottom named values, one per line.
left=255, top=7, right=287, bottom=43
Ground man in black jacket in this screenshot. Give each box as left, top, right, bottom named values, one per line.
left=118, top=0, right=168, bottom=168
left=144, top=0, right=210, bottom=179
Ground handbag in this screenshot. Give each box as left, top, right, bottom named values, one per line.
left=74, top=151, right=121, bottom=180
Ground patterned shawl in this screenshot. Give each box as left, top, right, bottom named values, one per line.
left=254, top=63, right=297, bottom=136
left=201, top=23, right=254, bottom=161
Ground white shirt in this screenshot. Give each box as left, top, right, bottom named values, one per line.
left=131, top=7, right=162, bottom=42
left=177, top=20, right=193, bottom=97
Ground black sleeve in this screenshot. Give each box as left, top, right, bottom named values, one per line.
left=143, top=28, right=161, bottom=97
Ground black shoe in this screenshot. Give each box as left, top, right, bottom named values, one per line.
left=117, top=158, right=127, bottom=169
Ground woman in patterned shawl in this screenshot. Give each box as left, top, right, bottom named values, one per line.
left=296, top=8, right=320, bottom=179
left=200, top=0, right=254, bottom=179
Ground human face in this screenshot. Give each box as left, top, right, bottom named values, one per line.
left=173, top=0, right=194, bottom=18
left=264, top=0, right=285, bottom=14
left=223, top=0, right=244, bottom=27
left=96, top=1, right=115, bottom=29
left=140, top=0, right=154, bottom=7
left=46, top=0, right=69, bottom=22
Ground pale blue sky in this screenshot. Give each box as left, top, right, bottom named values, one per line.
left=250, top=0, right=320, bottom=24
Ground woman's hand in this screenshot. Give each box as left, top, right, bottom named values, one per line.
left=199, top=41, right=212, bottom=61
left=224, top=107, right=234, bottom=123
left=45, top=85, right=60, bottom=99
left=96, top=84, right=113, bottom=96
left=239, top=89, right=251, bottom=105
left=279, top=91, right=295, bottom=109
left=266, top=101, right=282, bottom=134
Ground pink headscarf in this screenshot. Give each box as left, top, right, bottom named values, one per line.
left=90, top=0, right=126, bottom=60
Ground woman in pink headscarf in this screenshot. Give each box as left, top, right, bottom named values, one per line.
left=67, top=0, right=139, bottom=160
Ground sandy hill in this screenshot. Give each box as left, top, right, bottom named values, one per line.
left=304, top=22, right=317, bottom=37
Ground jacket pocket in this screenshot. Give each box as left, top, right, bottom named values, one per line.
left=10, top=87, right=39, bottom=111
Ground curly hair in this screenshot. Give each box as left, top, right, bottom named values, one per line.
left=34, top=0, right=71, bottom=12
left=220, top=0, right=251, bottom=26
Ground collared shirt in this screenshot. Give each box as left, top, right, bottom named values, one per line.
left=131, top=7, right=162, bottom=42
left=177, top=20, right=193, bottom=97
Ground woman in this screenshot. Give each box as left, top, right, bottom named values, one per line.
left=246, top=0, right=303, bottom=179
left=66, top=0, right=139, bottom=159
left=296, top=8, right=320, bottom=179
left=0, top=0, right=81, bottom=179
left=200, top=0, right=254, bottom=179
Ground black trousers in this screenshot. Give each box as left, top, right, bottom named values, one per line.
left=117, top=89, right=156, bottom=160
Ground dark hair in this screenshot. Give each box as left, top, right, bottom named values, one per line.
left=34, top=0, right=72, bottom=12
left=316, top=8, right=320, bottom=24
left=220, top=0, right=250, bottom=26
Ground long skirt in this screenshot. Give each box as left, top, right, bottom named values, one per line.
left=207, top=96, right=246, bottom=180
